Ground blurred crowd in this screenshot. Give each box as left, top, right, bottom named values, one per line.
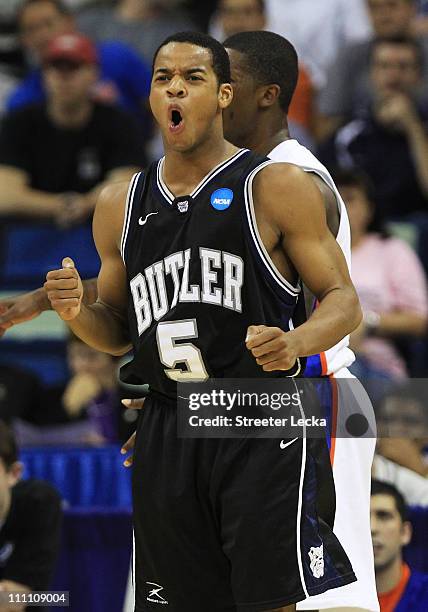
left=0, top=0, right=428, bottom=610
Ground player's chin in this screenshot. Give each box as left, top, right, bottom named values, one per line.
left=167, top=136, right=194, bottom=153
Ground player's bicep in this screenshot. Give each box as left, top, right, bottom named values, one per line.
left=286, top=220, right=351, bottom=301
left=92, top=182, right=129, bottom=315
left=258, top=164, right=353, bottom=300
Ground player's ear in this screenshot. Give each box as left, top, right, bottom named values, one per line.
left=259, top=84, right=281, bottom=109
left=401, top=520, right=412, bottom=547
left=218, top=83, right=233, bottom=109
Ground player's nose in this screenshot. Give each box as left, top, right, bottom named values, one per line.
left=167, top=76, right=186, bottom=98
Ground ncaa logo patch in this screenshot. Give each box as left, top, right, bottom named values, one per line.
left=210, top=188, right=234, bottom=211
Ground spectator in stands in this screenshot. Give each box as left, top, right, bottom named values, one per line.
left=0, top=420, right=62, bottom=608
left=13, top=333, right=124, bottom=446
left=371, top=479, right=428, bottom=610
left=76, top=0, right=195, bottom=67
left=9, top=0, right=152, bottom=132
left=333, top=168, right=428, bottom=379
left=61, top=333, right=121, bottom=444
left=373, top=452, right=428, bottom=506
left=264, top=0, right=372, bottom=91
left=318, top=0, right=428, bottom=140
left=180, top=0, right=218, bottom=31
left=375, top=384, right=428, bottom=477
left=0, top=2, right=26, bottom=115
left=210, top=0, right=316, bottom=147
left=0, top=32, right=144, bottom=226
left=320, top=37, right=428, bottom=222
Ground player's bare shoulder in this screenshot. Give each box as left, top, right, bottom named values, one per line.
left=253, top=161, right=326, bottom=230
left=94, top=179, right=135, bottom=249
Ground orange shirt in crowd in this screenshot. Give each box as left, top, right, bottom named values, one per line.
left=378, top=563, right=411, bottom=612
left=288, top=62, right=313, bottom=131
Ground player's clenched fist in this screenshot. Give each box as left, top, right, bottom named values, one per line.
left=246, top=324, right=299, bottom=372
left=44, top=257, right=83, bottom=321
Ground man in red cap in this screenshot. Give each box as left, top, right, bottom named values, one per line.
left=0, top=31, right=145, bottom=226
left=8, top=0, right=152, bottom=137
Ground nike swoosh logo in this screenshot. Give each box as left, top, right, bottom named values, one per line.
left=139, top=212, right=158, bottom=226
left=280, top=438, right=298, bottom=450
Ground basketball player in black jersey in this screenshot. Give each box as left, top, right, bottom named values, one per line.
left=46, top=32, right=362, bottom=611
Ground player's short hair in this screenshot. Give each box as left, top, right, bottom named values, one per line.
left=371, top=35, right=424, bottom=70
left=153, top=32, right=231, bottom=86
left=223, top=30, right=298, bottom=113
left=0, top=421, right=18, bottom=469
left=19, top=0, right=71, bottom=23
left=371, top=479, right=408, bottom=523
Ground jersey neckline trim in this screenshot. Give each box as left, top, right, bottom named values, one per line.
left=156, top=148, right=250, bottom=205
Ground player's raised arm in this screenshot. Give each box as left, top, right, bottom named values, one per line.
left=44, top=182, right=131, bottom=356
left=252, top=162, right=362, bottom=359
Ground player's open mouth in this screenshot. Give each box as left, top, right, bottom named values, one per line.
left=168, top=108, right=184, bottom=134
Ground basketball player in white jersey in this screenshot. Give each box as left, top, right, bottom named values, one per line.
left=222, top=31, right=378, bottom=612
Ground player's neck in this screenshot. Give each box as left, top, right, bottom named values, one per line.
left=257, top=128, right=291, bottom=156
left=376, top=556, right=404, bottom=595
left=163, top=136, right=239, bottom=197
left=47, top=99, right=93, bottom=129
left=242, top=118, right=290, bottom=157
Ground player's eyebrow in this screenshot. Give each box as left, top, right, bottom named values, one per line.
left=154, top=66, right=208, bottom=75
left=185, top=67, right=208, bottom=75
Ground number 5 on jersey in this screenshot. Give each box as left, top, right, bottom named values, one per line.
left=156, top=319, right=209, bottom=381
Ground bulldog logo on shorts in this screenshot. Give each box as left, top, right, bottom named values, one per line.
left=308, top=544, right=324, bottom=578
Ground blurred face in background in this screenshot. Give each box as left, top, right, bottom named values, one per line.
left=370, top=493, right=411, bottom=571
left=43, top=60, right=97, bottom=108
left=378, top=395, right=427, bottom=437
left=339, top=184, right=373, bottom=241
left=219, top=0, right=266, bottom=38
left=19, top=0, right=73, bottom=63
left=371, top=42, right=421, bottom=97
left=67, top=339, right=116, bottom=382
left=367, top=0, right=416, bottom=37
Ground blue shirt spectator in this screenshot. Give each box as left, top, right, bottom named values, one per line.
left=394, top=569, right=428, bottom=611
left=7, top=40, right=151, bottom=123
left=372, top=480, right=428, bottom=612
left=9, top=0, right=152, bottom=132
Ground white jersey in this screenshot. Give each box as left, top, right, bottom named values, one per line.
left=269, top=140, right=379, bottom=612
left=269, top=139, right=355, bottom=376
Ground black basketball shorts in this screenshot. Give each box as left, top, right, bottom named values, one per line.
left=131, top=395, right=356, bottom=612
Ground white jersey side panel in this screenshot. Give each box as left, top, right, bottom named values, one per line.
left=268, top=140, right=355, bottom=375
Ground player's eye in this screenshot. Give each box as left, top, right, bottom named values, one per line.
left=155, top=75, right=169, bottom=82
left=188, top=75, right=202, bottom=81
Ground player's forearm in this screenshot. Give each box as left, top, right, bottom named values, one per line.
left=82, top=278, right=98, bottom=306
left=289, top=286, right=362, bottom=357
left=66, top=302, right=131, bottom=356
left=0, top=187, right=62, bottom=217
left=28, top=278, right=98, bottom=313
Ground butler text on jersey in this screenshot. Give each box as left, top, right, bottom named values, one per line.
left=130, top=247, right=244, bottom=335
